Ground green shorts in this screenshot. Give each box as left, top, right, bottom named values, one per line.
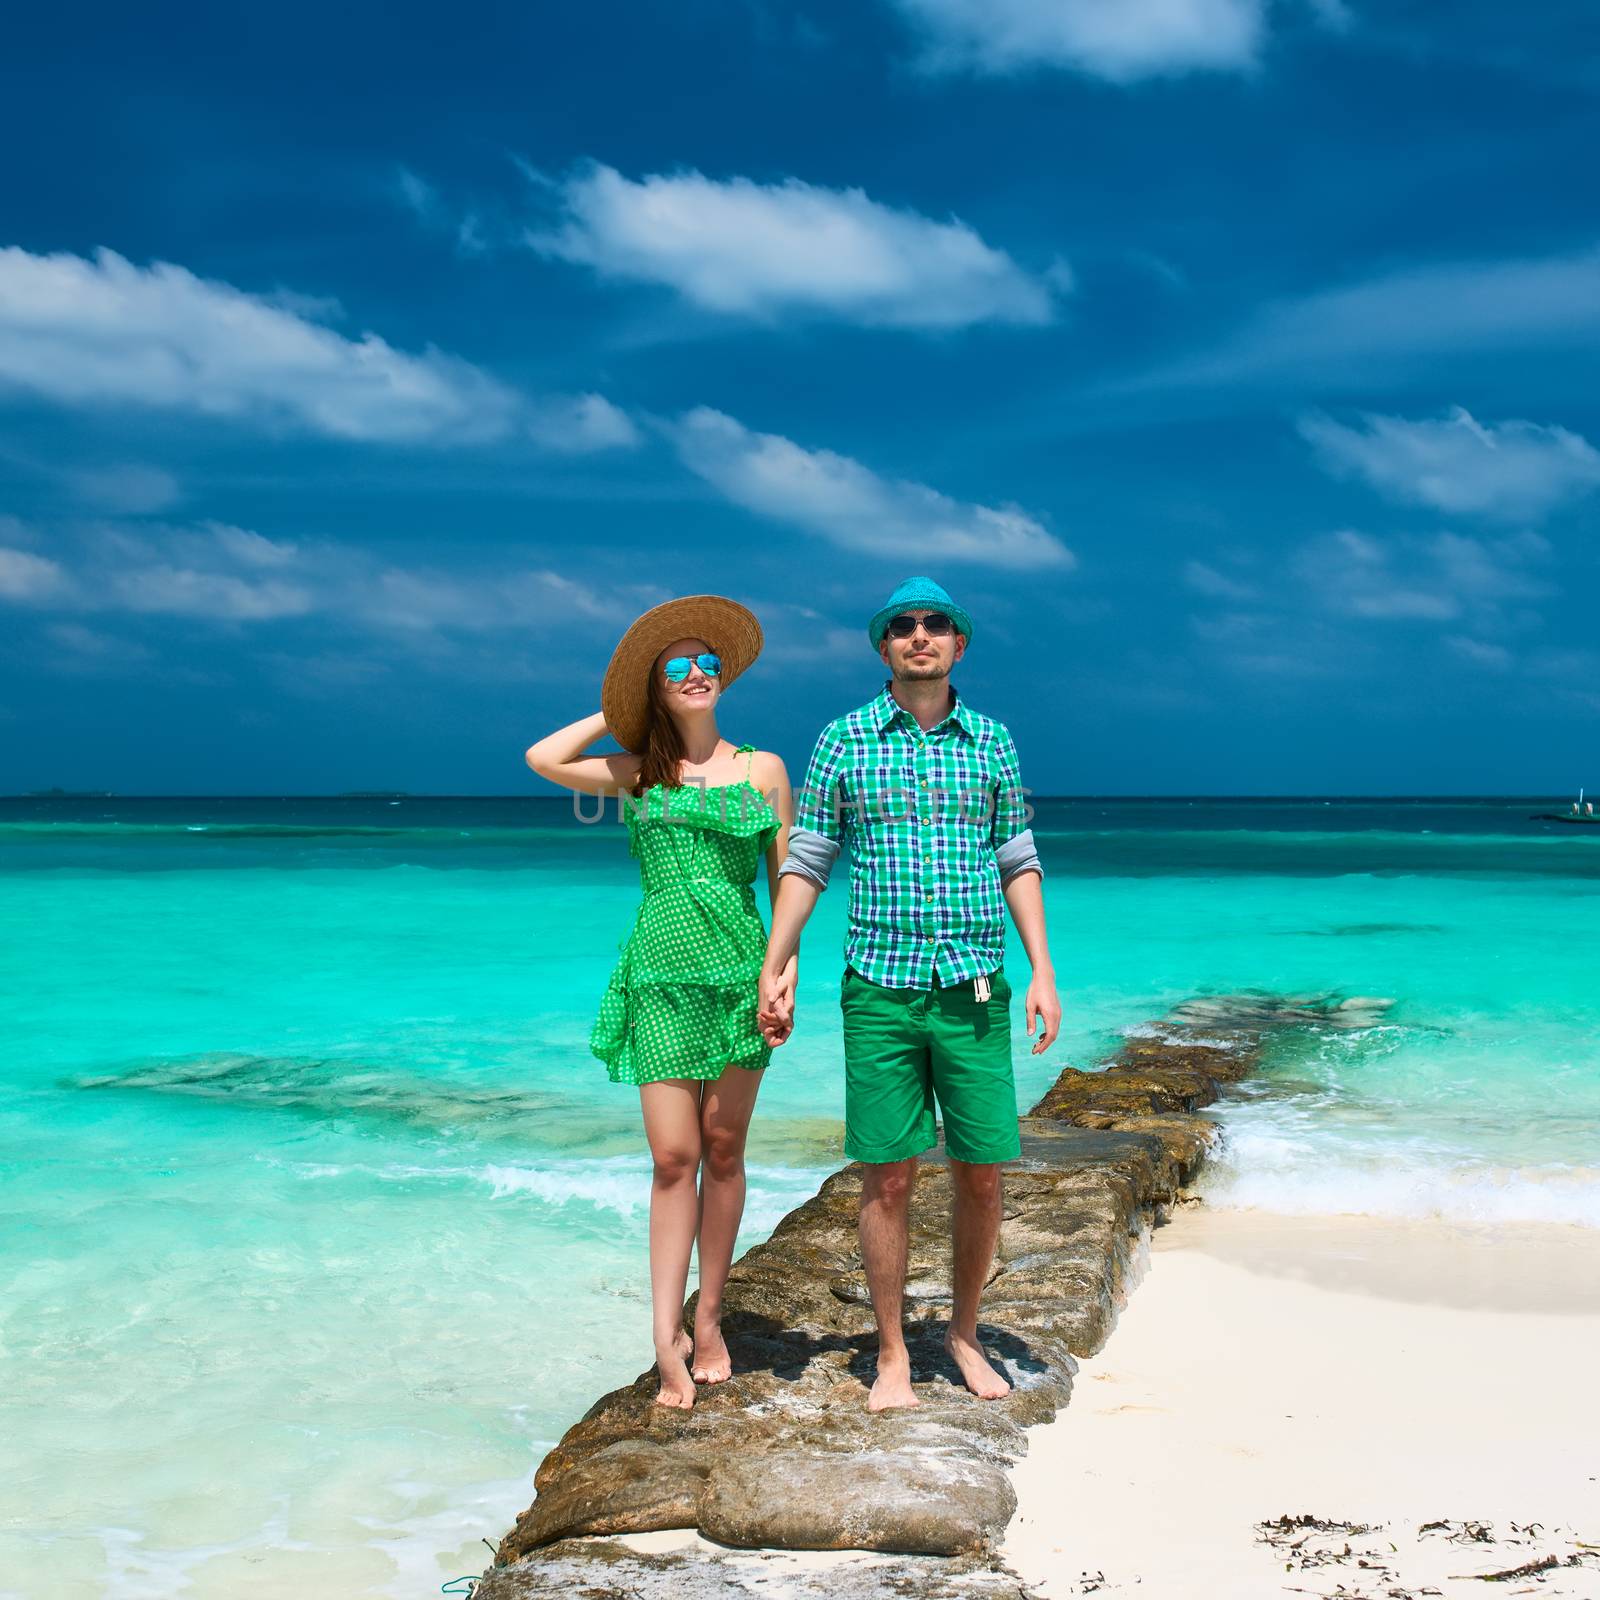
left=839, top=967, right=1022, bottom=1166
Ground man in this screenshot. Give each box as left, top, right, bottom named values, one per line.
left=758, top=576, right=1061, bottom=1412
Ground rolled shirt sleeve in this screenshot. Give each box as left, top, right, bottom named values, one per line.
left=777, top=826, right=840, bottom=889
left=777, top=723, right=848, bottom=889
left=991, top=729, right=1042, bottom=885
left=995, top=828, right=1042, bottom=886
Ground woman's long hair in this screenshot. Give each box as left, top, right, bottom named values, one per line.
left=630, top=670, right=687, bottom=795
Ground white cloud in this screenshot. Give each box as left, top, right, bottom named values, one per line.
left=0, top=518, right=644, bottom=636
left=1429, top=528, right=1551, bottom=604
left=1182, top=559, right=1258, bottom=599
left=1292, top=528, right=1549, bottom=623
left=47, top=621, right=151, bottom=660
left=208, top=523, right=299, bottom=568
left=1445, top=635, right=1513, bottom=670
left=109, top=565, right=316, bottom=622
left=0, top=545, right=67, bottom=601
left=70, top=463, right=184, bottom=514
left=395, top=166, right=441, bottom=223
left=262, top=286, right=347, bottom=324
left=0, top=245, right=518, bottom=442
left=0, top=245, right=631, bottom=452
left=1184, top=526, right=1554, bottom=681
left=1299, top=407, right=1600, bottom=521
left=750, top=607, right=863, bottom=666
left=527, top=392, right=641, bottom=453
left=1526, top=647, right=1600, bottom=680
left=668, top=406, right=1073, bottom=569
left=1138, top=246, right=1600, bottom=391
left=395, top=166, right=490, bottom=257
left=1304, top=0, right=1353, bottom=29
left=888, top=0, right=1267, bottom=82
left=345, top=566, right=613, bottom=632
left=528, top=164, right=1059, bottom=329
left=1186, top=606, right=1368, bottom=680
left=37, top=620, right=159, bottom=679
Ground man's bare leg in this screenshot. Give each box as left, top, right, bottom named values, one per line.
left=860, top=1156, right=920, bottom=1410
left=946, top=1158, right=1011, bottom=1399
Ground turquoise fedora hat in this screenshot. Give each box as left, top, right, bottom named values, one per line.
left=867, top=576, right=973, bottom=649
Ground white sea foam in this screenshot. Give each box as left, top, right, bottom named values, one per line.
left=81, top=1503, right=315, bottom=1599
left=353, top=1467, right=533, bottom=1600
left=72, top=1478, right=520, bottom=1600
left=1119, top=1021, right=1250, bottom=1050
left=258, top=1151, right=818, bottom=1224
left=479, top=1158, right=820, bottom=1227
left=480, top=1158, right=652, bottom=1215
left=1204, top=1120, right=1600, bottom=1228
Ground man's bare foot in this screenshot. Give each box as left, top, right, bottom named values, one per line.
left=654, top=1330, right=695, bottom=1408
left=866, top=1351, right=921, bottom=1412
left=944, top=1328, right=1012, bottom=1399
left=690, top=1322, right=732, bottom=1384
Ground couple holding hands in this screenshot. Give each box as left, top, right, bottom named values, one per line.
left=526, top=578, right=1061, bottom=1412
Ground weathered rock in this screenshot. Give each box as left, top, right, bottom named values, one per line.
left=481, top=988, right=1360, bottom=1591
left=1103, top=1112, right=1221, bottom=1181
left=503, top=1438, right=711, bottom=1553
left=1164, top=989, right=1393, bottom=1032
left=471, top=1538, right=1041, bottom=1600
left=700, top=1449, right=1018, bottom=1554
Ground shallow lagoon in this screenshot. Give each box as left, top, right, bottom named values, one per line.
left=3, top=795, right=1596, bottom=1595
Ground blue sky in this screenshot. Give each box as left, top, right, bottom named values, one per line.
left=2, top=0, right=1597, bottom=794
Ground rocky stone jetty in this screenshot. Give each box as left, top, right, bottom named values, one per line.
left=475, top=989, right=1388, bottom=1598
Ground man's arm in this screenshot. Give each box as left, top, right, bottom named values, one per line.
left=757, top=725, right=846, bottom=1045
left=759, top=872, right=820, bottom=1042
left=994, top=728, right=1060, bottom=1055
left=1003, top=870, right=1060, bottom=1055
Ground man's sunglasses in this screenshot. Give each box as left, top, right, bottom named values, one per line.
left=662, top=652, right=723, bottom=683
left=885, top=611, right=954, bottom=639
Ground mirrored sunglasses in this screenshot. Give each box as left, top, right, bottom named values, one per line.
left=662, top=652, right=723, bottom=683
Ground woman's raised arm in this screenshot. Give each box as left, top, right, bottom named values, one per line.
left=525, top=711, right=642, bottom=795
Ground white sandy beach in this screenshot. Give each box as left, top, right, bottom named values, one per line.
left=1004, top=1206, right=1600, bottom=1599
left=618, top=1206, right=1600, bottom=1597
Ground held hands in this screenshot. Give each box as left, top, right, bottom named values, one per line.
left=757, top=957, right=798, bottom=1048
left=1024, top=969, right=1063, bottom=1055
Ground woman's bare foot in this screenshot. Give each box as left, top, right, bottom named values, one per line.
left=690, top=1320, right=733, bottom=1384
left=654, top=1330, right=696, bottom=1408
left=866, top=1349, right=920, bottom=1412
left=944, top=1328, right=1011, bottom=1399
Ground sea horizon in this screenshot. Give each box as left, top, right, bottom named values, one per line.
left=4, top=789, right=1590, bottom=801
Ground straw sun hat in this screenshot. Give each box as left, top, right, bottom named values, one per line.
left=600, top=594, right=764, bottom=753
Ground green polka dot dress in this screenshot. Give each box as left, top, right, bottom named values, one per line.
left=590, top=745, right=780, bottom=1086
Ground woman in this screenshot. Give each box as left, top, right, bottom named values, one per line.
left=525, top=595, right=797, bottom=1409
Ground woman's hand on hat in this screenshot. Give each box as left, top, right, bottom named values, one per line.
left=524, top=711, right=640, bottom=795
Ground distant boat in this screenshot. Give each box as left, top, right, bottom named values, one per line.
left=1530, top=787, right=1600, bottom=825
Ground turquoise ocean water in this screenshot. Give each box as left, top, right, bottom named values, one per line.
left=4, top=794, right=1599, bottom=1597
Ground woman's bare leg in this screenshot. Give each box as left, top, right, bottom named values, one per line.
left=639, top=1078, right=703, bottom=1407
left=691, top=1064, right=764, bottom=1383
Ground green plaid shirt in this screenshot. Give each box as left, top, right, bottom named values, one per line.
left=790, top=683, right=1032, bottom=989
